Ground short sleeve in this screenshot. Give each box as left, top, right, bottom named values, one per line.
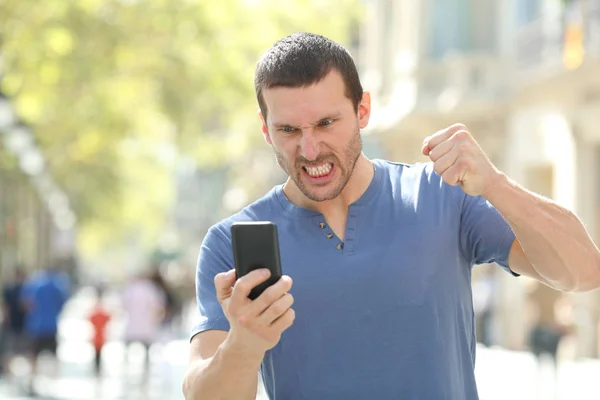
left=454, top=189, right=518, bottom=276
left=190, top=225, right=233, bottom=341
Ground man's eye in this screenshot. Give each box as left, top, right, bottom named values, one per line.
left=281, top=127, right=295, bottom=133
left=319, top=119, right=333, bottom=127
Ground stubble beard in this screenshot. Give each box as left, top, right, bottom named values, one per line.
left=274, top=125, right=362, bottom=202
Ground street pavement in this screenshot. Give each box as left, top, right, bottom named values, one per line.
left=1, top=288, right=598, bottom=399
left=0, top=286, right=269, bottom=400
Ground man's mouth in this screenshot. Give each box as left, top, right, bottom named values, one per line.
left=302, top=162, right=333, bottom=178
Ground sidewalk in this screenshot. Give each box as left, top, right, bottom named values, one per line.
left=2, top=286, right=597, bottom=399
left=475, top=344, right=600, bottom=400
left=0, top=340, right=189, bottom=399
left=2, top=341, right=598, bottom=400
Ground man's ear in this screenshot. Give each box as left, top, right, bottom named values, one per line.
left=259, top=110, right=272, bottom=145
left=358, top=91, right=371, bottom=129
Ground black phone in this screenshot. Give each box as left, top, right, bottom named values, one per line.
left=231, top=221, right=283, bottom=300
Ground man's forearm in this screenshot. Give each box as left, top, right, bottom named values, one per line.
left=183, top=337, right=263, bottom=400
left=484, top=173, right=600, bottom=292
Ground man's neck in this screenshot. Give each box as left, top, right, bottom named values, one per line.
left=283, top=154, right=374, bottom=215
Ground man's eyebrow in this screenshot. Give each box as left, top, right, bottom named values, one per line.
left=272, top=113, right=342, bottom=128
left=310, top=113, right=341, bottom=124
left=272, top=121, right=296, bottom=129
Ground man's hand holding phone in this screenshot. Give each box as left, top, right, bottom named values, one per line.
left=214, top=268, right=295, bottom=359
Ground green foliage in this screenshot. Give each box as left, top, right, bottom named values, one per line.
left=0, top=0, right=362, bottom=258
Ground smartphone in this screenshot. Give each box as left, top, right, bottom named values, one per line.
left=231, top=221, right=283, bottom=300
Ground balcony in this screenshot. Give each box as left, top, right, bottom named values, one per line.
left=515, top=0, right=600, bottom=84
left=412, top=53, right=508, bottom=116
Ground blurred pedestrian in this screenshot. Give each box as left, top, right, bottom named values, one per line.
left=88, top=285, right=111, bottom=377
left=527, top=283, right=572, bottom=374
left=0, top=267, right=28, bottom=377
left=122, top=270, right=165, bottom=377
left=472, top=266, right=497, bottom=347
left=150, top=268, right=181, bottom=337
left=20, top=261, right=70, bottom=395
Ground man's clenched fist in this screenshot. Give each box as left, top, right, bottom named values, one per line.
left=422, top=123, right=502, bottom=197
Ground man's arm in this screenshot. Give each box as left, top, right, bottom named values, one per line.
left=485, top=174, right=600, bottom=292
left=423, top=123, right=600, bottom=292
left=182, top=330, right=261, bottom=400
left=183, top=269, right=294, bottom=400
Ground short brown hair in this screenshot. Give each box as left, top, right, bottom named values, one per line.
left=255, top=32, right=363, bottom=122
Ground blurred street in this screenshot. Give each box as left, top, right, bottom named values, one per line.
left=475, top=346, right=600, bottom=400
left=0, top=285, right=187, bottom=400
left=0, top=287, right=598, bottom=400
left=0, top=285, right=270, bottom=400
left=1, top=1, right=600, bottom=399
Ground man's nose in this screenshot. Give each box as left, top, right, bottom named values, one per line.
left=299, top=129, right=320, bottom=161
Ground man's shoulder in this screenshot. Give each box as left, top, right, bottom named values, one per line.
left=377, top=158, right=432, bottom=174
left=375, top=159, right=465, bottom=211
left=204, top=186, right=282, bottom=244
left=376, top=159, right=446, bottom=188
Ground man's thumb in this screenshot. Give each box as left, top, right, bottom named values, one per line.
left=214, top=269, right=236, bottom=292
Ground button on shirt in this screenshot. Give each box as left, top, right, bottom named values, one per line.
left=192, top=160, right=517, bottom=400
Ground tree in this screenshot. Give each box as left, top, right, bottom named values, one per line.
left=0, top=0, right=362, bottom=263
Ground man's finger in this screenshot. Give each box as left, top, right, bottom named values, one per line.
left=229, top=268, right=272, bottom=309
left=432, top=148, right=459, bottom=177
left=421, top=140, right=431, bottom=156
left=270, top=308, right=296, bottom=332
left=428, top=136, right=455, bottom=163
left=215, top=269, right=237, bottom=302
left=424, top=124, right=466, bottom=154
left=247, top=275, right=293, bottom=317
left=441, top=159, right=469, bottom=187
left=258, top=292, right=294, bottom=326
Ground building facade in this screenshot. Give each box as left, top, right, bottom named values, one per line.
left=360, top=0, right=600, bottom=357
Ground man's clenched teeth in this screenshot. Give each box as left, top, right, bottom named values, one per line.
left=304, top=162, right=333, bottom=177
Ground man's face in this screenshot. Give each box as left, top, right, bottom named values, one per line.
left=260, top=70, right=371, bottom=202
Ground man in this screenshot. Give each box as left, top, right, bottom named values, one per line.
left=1, top=267, right=28, bottom=376
left=183, top=32, right=600, bottom=399
left=20, top=262, right=70, bottom=394
left=527, top=281, right=571, bottom=374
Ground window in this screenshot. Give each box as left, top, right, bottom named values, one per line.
left=427, top=0, right=496, bottom=60
left=517, top=0, right=542, bottom=26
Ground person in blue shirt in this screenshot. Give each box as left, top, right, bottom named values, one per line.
left=20, top=262, right=70, bottom=394
left=183, top=32, right=600, bottom=400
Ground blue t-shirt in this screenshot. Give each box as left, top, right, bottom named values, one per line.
left=192, top=160, right=517, bottom=399
left=21, top=271, right=70, bottom=337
